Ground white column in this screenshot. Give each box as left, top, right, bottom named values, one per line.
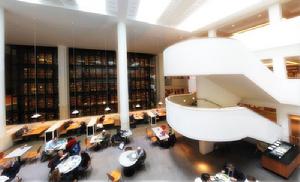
left=268, top=3, right=287, bottom=78
left=58, top=45, right=70, bottom=119
left=208, top=30, right=217, bottom=38
left=199, top=141, right=214, bottom=155
left=0, top=7, right=11, bottom=151
left=268, top=3, right=282, bottom=24
left=0, top=7, right=5, bottom=135
left=272, top=56, right=287, bottom=79
left=158, top=53, right=165, bottom=103
left=276, top=105, right=289, bottom=142
left=117, top=22, right=130, bottom=130
left=188, top=76, right=196, bottom=93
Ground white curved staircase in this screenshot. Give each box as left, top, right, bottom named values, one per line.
left=166, top=93, right=282, bottom=144
left=163, top=38, right=300, bottom=145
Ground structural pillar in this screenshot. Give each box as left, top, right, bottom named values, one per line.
left=58, top=45, right=70, bottom=119
left=199, top=141, right=214, bottom=155
left=0, top=7, right=11, bottom=151
left=268, top=3, right=287, bottom=79
left=117, top=22, right=130, bottom=130
left=268, top=3, right=282, bottom=24
left=208, top=30, right=217, bottom=38
left=158, top=53, right=165, bottom=104
left=272, top=56, right=287, bottom=79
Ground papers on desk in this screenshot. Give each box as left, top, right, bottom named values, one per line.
left=152, top=127, right=169, bottom=140
left=119, top=150, right=138, bottom=167
left=90, top=134, right=104, bottom=144
left=4, top=146, right=32, bottom=159
left=0, top=176, right=9, bottom=182
left=45, top=139, right=67, bottom=152
left=56, top=155, right=81, bottom=174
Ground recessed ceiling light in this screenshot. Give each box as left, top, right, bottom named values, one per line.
left=231, top=24, right=235, bottom=27
left=177, top=0, right=262, bottom=32
left=258, top=14, right=262, bottom=17
left=17, top=0, right=42, bottom=4
left=75, top=0, right=106, bottom=15
left=232, top=16, right=300, bottom=51
left=136, top=0, right=171, bottom=24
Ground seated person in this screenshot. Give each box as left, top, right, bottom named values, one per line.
left=48, top=150, right=67, bottom=172
left=70, top=141, right=81, bottom=156
left=1, top=161, right=21, bottom=181
left=66, top=137, right=77, bottom=153
left=201, top=173, right=211, bottom=182
left=168, top=131, right=176, bottom=147
left=80, top=122, right=87, bottom=134
left=49, top=168, right=61, bottom=182
left=222, top=162, right=245, bottom=181
left=75, top=151, right=91, bottom=178
left=101, top=130, right=110, bottom=147
left=14, top=125, right=29, bottom=139
left=135, top=147, right=146, bottom=167
left=45, top=137, right=59, bottom=151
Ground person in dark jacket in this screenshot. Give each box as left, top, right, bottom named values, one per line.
left=1, top=161, right=21, bottom=181
left=48, top=150, right=66, bottom=172
left=66, top=137, right=77, bottom=153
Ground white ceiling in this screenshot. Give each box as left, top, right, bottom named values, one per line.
left=0, top=0, right=284, bottom=54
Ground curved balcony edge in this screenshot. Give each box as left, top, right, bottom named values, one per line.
left=165, top=94, right=282, bottom=144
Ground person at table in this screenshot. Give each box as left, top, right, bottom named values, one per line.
left=222, top=162, right=245, bottom=181
left=46, top=137, right=59, bottom=151
left=135, top=147, right=146, bottom=167
left=101, top=130, right=111, bottom=147
left=66, top=137, right=77, bottom=152
left=75, top=151, right=91, bottom=178
left=1, top=161, right=21, bottom=182
left=48, top=150, right=67, bottom=172
left=69, top=138, right=81, bottom=156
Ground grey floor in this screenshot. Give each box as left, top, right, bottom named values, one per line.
left=2, top=123, right=300, bottom=182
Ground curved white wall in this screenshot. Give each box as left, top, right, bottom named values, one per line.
left=163, top=38, right=300, bottom=106
left=166, top=95, right=282, bottom=143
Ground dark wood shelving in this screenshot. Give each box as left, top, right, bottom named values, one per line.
left=128, top=53, right=156, bottom=111
left=5, top=45, right=59, bottom=124
left=69, top=48, right=118, bottom=117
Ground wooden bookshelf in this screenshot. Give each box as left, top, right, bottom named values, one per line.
left=287, top=65, right=300, bottom=79
left=69, top=48, right=118, bottom=117
left=165, top=76, right=189, bottom=97
left=127, top=53, right=156, bottom=111
left=5, top=45, right=59, bottom=124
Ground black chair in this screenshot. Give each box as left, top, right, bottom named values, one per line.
left=134, top=150, right=147, bottom=169
left=201, top=173, right=211, bottom=182
left=129, top=115, right=136, bottom=128
left=2, top=161, right=22, bottom=182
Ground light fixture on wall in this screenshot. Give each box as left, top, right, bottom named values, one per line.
left=133, top=30, right=141, bottom=110
left=71, top=21, right=79, bottom=116
left=31, top=18, right=41, bottom=119
left=158, top=101, right=163, bottom=106
left=104, top=34, right=111, bottom=113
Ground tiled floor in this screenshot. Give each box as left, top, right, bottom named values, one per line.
left=2, top=123, right=299, bottom=181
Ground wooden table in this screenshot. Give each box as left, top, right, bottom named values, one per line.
left=66, top=122, right=81, bottom=131
left=22, top=125, right=50, bottom=137
left=5, top=146, right=32, bottom=162
left=133, top=112, right=144, bottom=120
left=152, top=127, right=169, bottom=140
left=103, top=117, right=114, bottom=125
left=261, top=142, right=300, bottom=178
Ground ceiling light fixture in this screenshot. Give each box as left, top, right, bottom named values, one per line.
left=31, top=17, right=41, bottom=120
left=75, top=0, right=106, bottom=15
left=136, top=0, right=171, bottom=24
left=232, top=16, right=300, bottom=51
left=177, top=0, right=262, bottom=32
left=17, top=0, right=42, bottom=4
